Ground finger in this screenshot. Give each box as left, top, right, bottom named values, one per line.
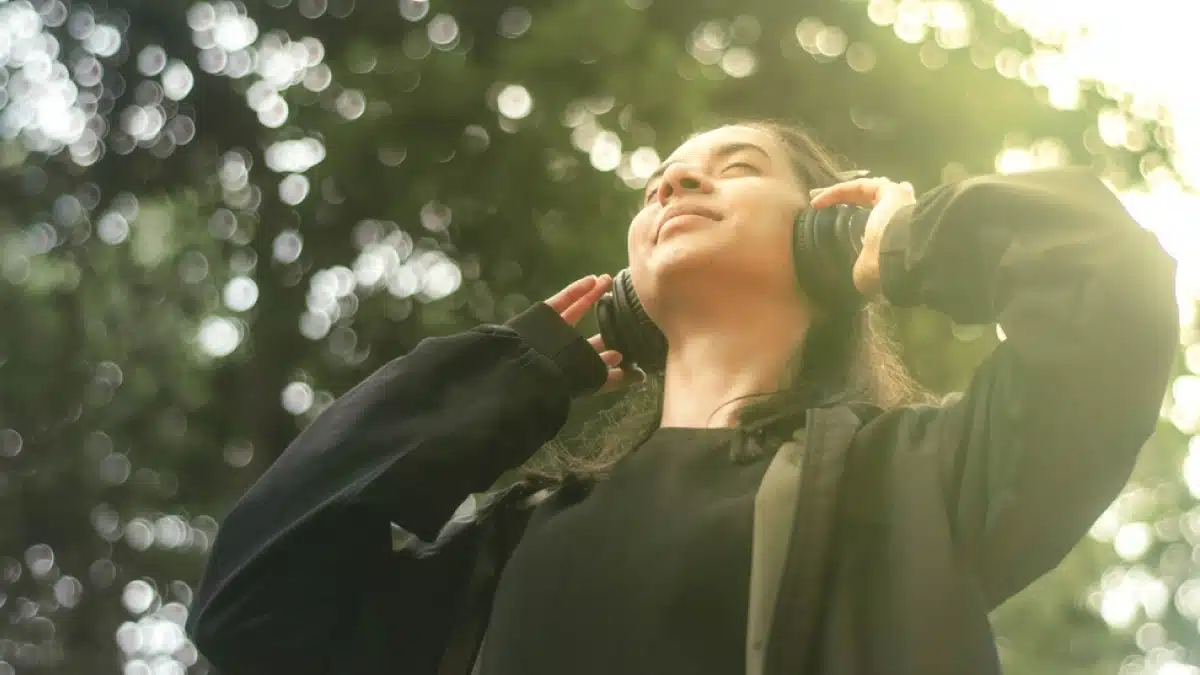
left=545, top=276, right=598, bottom=314
left=812, top=184, right=908, bottom=210
left=875, top=184, right=918, bottom=212
left=810, top=176, right=881, bottom=196
left=560, top=273, right=612, bottom=325
left=809, top=178, right=894, bottom=208
left=599, top=368, right=626, bottom=394
left=588, top=333, right=606, bottom=352
left=598, top=363, right=648, bottom=393
left=600, top=367, right=637, bottom=393
left=599, top=350, right=622, bottom=368
left=859, top=190, right=917, bottom=245
left=809, top=178, right=885, bottom=207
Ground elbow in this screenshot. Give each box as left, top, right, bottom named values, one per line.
left=183, top=550, right=275, bottom=674
left=185, top=607, right=240, bottom=675
left=182, top=508, right=387, bottom=674
left=1133, top=233, right=1180, bottom=379
left=1112, top=249, right=1178, bottom=443
left=184, top=562, right=230, bottom=664
left=185, top=577, right=264, bottom=675
left=1105, top=223, right=1178, bottom=367
left=185, top=603, right=306, bottom=675
left=1071, top=231, right=1179, bottom=446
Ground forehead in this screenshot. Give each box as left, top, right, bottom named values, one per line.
left=664, top=125, right=785, bottom=164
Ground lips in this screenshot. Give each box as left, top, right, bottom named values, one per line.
left=655, top=203, right=723, bottom=241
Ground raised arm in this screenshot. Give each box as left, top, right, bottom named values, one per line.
left=186, top=286, right=611, bottom=674
left=838, top=169, right=1178, bottom=603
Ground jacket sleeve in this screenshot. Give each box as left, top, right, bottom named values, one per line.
left=185, top=302, right=606, bottom=674
left=879, top=168, right=1178, bottom=603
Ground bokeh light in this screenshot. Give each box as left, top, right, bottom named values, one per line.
left=0, top=0, right=1197, bottom=671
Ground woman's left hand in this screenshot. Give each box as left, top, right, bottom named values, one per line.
left=808, top=177, right=917, bottom=298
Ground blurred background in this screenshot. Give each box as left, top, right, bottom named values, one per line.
left=0, top=0, right=1197, bottom=672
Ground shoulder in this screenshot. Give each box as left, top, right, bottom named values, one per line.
left=849, top=392, right=960, bottom=432
left=816, top=396, right=952, bottom=439
left=836, top=395, right=962, bottom=471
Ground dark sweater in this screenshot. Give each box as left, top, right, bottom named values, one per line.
left=480, top=427, right=765, bottom=674
left=184, top=169, right=1178, bottom=675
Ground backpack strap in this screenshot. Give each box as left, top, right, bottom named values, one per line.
left=437, top=483, right=557, bottom=675
left=748, top=404, right=876, bottom=675
left=746, top=428, right=807, bottom=675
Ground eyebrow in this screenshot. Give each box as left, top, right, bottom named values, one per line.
left=645, top=141, right=771, bottom=186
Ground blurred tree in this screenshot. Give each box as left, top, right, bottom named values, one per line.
left=0, top=0, right=1188, bottom=672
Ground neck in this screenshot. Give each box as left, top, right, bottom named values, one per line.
left=658, top=295, right=810, bottom=429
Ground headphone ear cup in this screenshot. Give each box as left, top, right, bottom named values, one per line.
left=596, top=269, right=667, bottom=374
left=793, top=208, right=834, bottom=307
left=793, top=206, right=869, bottom=312
left=835, top=205, right=869, bottom=259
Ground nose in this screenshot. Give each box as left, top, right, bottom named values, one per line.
left=655, top=163, right=713, bottom=205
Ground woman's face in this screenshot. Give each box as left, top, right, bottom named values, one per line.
left=628, top=124, right=811, bottom=320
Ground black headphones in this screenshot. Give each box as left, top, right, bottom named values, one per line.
left=595, top=203, right=871, bottom=374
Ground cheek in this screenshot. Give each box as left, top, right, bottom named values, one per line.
left=735, top=201, right=794, bottom=248
left=626, top=210, right=655, bottom=260
left=728, top=198, right=799, bottom=271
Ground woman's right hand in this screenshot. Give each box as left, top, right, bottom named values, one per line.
left=544, top=275, right=641, bottom=394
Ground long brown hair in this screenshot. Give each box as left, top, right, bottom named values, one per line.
left=521, top=121, right=933, bottom=484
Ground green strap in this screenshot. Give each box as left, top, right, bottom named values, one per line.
left=746, top=429, right=806, bottom=675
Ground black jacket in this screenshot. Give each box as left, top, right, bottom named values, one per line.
left=185, top=169, right=1178, bottom=674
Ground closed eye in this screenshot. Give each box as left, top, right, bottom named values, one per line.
left=643, top=162, right=758, bottom=203
left=644, top=181, right=661, bottom=204
left=723, top=162, right=758, bottom=175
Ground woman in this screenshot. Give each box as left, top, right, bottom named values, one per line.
left=185, top=122, right=1178, bottom=675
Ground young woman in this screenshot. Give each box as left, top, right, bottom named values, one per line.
left=185, top=122, right=1178, bottom=675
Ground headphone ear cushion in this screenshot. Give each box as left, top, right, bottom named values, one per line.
left=793, top=206, right=868, bottom=312
left=793, top=208, right=832, bottom=305
left=597, top=269, right=668, bottom=374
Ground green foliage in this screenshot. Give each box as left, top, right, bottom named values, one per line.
left=0, top=0, right=1188, bottom=672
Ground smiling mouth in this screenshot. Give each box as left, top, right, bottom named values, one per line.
left=658, top=214, right=711, bottom=238
left=656, top=208, right=722, bottom=241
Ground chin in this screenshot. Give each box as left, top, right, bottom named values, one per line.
left=642, top=238, right=797, bottom=307
left=634, top=242, right=726, bottom=313
left=645, top=237, right=721, bottom=277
